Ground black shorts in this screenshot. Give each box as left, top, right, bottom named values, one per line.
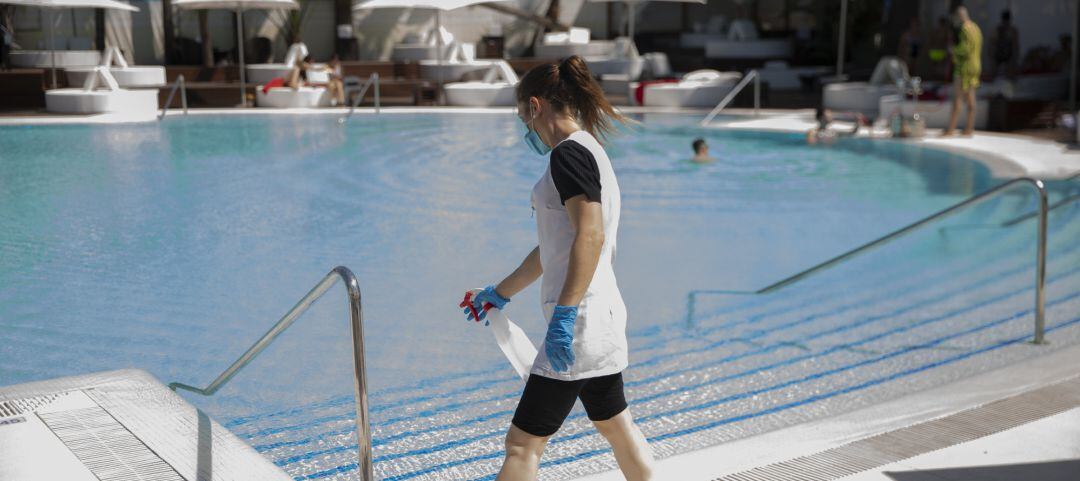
left=511, top=372, right=628, bottom=437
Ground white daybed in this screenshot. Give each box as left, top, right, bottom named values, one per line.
left=444, top=60, right=518, bottom=107
left=758, top=60, right=830, bottom=90
left=65, top=46, right=166, bottom=88
left=823, top=56, right=909, bottom=118
left=391, top=27, right=455, bottom=62
left=641, top=69, right=742, bottom=108
left=246, top=42, right=311, bottom=85
left=878, top=94, right=989, bottom=130
left=585, top=37, right=644, bottom=79
left=702, top=18, right=792, bottom=60
left=255, top=85, right=329, bottom=108
left=419, top=42, right=494, bottom=82
left=45, top=66, right=158, bottom=116
left=534, top=27, right=612, bottom=59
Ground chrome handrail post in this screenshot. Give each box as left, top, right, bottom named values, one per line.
left=1034, top=181, right=1048, bottom=344
left=753, top=71, right=760, bottom=116
left=168, top=266, right=373, bottom=480
left=687, top=178, right=1050, bottom=343
left=181, top=76, right=188, bottom=115
left=159, top=75, right=189, bottom=121
left=374, top=72, right=380, bottom=115
left=700, top=69, right=759, bottom=126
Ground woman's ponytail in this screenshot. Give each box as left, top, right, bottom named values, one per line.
left=517, top=55, right=631, bottom=142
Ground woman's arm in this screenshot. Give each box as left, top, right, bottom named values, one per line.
left=495, top=246, right=542, bottom=299
left=557, top=196, right=605, bottom=306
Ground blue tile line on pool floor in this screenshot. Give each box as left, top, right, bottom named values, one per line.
left=255, top=258, right=1074, bottom=460
left=292, top=303, right=1080, bottom=481
left=271, top=270, right=1080, bottom=474
left=256, top=255, right=1063, bottom=458
left=225, top=207, right=1045, bottom=431
left=248, top=243, right=1068, bottom=449
left=234, top=202, right=1075, bottom=436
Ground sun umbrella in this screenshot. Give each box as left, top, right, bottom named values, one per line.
left=0, top=0, right=138, bottom=88
left=173, top=0, right=298, bottom=106
left=588, top=0, right=703, bottom=40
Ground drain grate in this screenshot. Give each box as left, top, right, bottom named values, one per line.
left=714, top=376, right=1080, bottom=481
left=0, top=393, right=62, bottom=417
left=38, top=402, right=186, bottom=481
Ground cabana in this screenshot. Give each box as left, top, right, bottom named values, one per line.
left=172, top=0, right=300, bottom=106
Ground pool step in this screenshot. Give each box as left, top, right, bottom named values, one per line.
left=0, top=369, right=291, bottom=481
left=713, top=375, right=1080, bottom=481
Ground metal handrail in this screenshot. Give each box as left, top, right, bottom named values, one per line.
left=159, top=75, right=188, bottom=120
left=169, top=266, right=373, bottom=481
left=340, top=72, right=381, bottom=123
left=686, top=178, right=1049, bottom=344
left=700, top=69, right=759, bottom=126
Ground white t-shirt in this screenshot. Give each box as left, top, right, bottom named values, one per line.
left=530, top=130, right=629, bottom=381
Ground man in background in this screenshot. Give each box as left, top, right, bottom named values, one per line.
left=691, top=138, right=715, bottom=163
left=989, top=10, right=1019, bottom=79
left=943, top=6, right=982, bottom=137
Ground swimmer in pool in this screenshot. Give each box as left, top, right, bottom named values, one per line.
left=462, top=55, right=656, bottom=481
left=807, top=107, right=864, bottom=144
left=691, top=138, right=716, bottom=163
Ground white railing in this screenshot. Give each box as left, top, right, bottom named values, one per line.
left=700, top=70, right=759, bottom=126
left=158, top=75, right=188, bottom=120
left=340, top=72, right=381, bottom=123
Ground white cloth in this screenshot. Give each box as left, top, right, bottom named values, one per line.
left=530, top=130, right=628, bottom=381
left=469, top=288, right=537, bottom=381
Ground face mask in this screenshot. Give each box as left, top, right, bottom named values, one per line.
left=521, top=112, right=551, bottom=156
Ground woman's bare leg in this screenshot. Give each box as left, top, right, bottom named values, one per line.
left=287, top=66, right=301, bottom=90
left=495, top=425, right=549, bottom=481
left=962, top=88, right=977, bottom=136
left=592, top=409, right=655, bottom=481
left=943, top=90, right=962, bottom=136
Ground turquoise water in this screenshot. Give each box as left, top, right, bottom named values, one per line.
left=1, top=113, right=1077, bottom=480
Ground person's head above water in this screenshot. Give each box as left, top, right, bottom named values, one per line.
left=516, top=55, right=629, bottom=152
left=692, top=138, right=708, bottom=155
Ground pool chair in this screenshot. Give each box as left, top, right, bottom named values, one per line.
left=392, top=26, right=455, bottom=62
left=703, top=18, right=793, bottom=61
left=534, top=27, right=612, bottom=59
left=640, top=69, right=742, bottom=108
left=444, top=60, right=518, bottom=107
left=10, top=41, right=101, bottom=69
left=246, top=42, right=312, bottom=85
left=823, top=56, right=909, bottom=119
left=45, top=66, right=158, bottom=116
left=680, top=15, right=726, bottom=49
left=65, top=46, right=166, bottom=88
left=419, top=42, right=494, bottom=83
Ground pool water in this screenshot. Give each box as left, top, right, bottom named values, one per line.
left=1, top=113, right=1078, bottom=480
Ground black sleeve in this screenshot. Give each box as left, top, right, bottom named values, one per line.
left=549, top=141, right=602, bottom=205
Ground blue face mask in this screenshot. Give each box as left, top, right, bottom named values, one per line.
left=522, top=117, right=551, bottom=156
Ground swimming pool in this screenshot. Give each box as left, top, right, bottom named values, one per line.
left=1, top=113, right=1078, bottom=480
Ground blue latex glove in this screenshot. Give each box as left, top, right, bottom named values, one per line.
left=545, top=305, right=577, bottom=372
left=462, top=285, right=510, bottom=324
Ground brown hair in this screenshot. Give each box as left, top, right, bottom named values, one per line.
left=516, top=55, right=630, bottom=142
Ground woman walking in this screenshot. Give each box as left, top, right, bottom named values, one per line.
left=463, top=55, right=655, bottom=481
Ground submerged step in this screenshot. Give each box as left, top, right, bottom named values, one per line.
left=0, top=369, right=291, bottom=481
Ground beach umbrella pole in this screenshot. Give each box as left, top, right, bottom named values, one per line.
left=236, top=7, right=246, bottom=106
left=49, top=9, right=56, bottom=88
left=836, top=0, right=847, bottom=78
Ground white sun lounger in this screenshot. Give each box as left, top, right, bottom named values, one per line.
left=641, top=69, right=743, bottom=108
left=46, top=66, right=158, bottom=116
left=65, top=46, right=166, bottom=88
left=823, top=56, right=909, bottom=118
left=444, top=60, right=519, bottom=107
left=247, top=42, right=311, bottom=85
